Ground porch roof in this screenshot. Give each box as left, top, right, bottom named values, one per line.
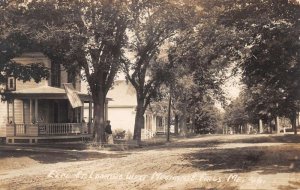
left=8, top=86, right=93, bottom=101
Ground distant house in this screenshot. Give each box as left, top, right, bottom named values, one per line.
left=0, top=53, right=103, bottom=143
left=106, top=80, right=167, bottom=139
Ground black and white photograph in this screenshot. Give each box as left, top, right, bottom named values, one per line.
left=0, top=0, right=300, bottom=189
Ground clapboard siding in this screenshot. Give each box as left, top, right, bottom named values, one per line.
left=1, top=53, right=84, bottom=139
left=14, top=53, right=51, bottom=90
left=14, top=100, right=23, bottom=123
left=61, top=68, right=68, bottom=86
left=75, top=75, right=81, bottom=91
left=0, top=102, right=7, bottom=127
left=16, top=79, right=48, bottom=91
left=60, top=67, right=81, bottom=91
left=0, top=102, right=7, bottom=137
left=26, top=125, right=38, bottom=136
left=0, top=127, right=6, bottom=137
left=6, top=100, right=24, bottom=124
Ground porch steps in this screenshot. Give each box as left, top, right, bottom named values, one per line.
left=156, top=131, right=166, bottom=135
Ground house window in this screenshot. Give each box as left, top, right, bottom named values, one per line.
left=9, top=78, right=14, bottom=89
left=51, top=62, right=61, bottom=87
left=7, top=77, right=16, bottom=91
left=67, top=70, right=76, bottom=89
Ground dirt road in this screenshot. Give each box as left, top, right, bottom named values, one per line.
left=1, top=135, right=300, bottom=190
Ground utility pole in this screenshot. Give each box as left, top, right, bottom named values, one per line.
left=275, top=103, right=280, bottom=134
left=167, top=91, right=171, bottom=142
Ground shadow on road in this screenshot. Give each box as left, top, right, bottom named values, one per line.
left=0, top=148, right=130, bottom=164
left=226, top=134, right=300, bottom=144
left=179, top=135, right=300, bottom=175
left=1, top=134, right=300, bottom=170
left=137, top=134, right=300, bottom=151
left=278, top=180, right=300, bottom=190
left=183, top=145, right=300, bottom=174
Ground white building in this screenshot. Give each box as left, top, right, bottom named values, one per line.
left=82, top=80, right=166, bottom=139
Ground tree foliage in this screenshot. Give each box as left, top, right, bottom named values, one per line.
left=123, top=0, right=197, bottom=141
left=166, top=1, right=245, bottom=135
left=0, top=2, right=49, bottom=90
left=3, top=0, right=299, bottom=140
left=5, top=0, right=131, bottom=143
left=201, top=0, right=300, bottom=132
left=224, top=93, right=249, bottom=128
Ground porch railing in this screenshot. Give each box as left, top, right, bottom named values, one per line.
left=15, top=123, right=26, bottom=135
left=6, top=124, right=39, bottom=137
left=142, top=129, right=155, bottom=139
left=38, top=123, right=82, bottom=136
left=6, top=123, right=92, bottom=137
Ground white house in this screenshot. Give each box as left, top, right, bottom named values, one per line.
left=82, top=80, right=167, bottom=139
left=0, top=52, right=97, bottom=143
left=0, top=53, right=165, bottom=143
left=107, top=80, right=166, bottom=139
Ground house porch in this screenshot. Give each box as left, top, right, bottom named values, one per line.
left=2, top=86, right=106, bottom=143
left=5, top=122, right=94, bottom=144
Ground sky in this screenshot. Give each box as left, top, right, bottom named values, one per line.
left=222, top=74, right=242, bottom=100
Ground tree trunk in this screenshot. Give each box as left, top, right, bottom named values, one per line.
left=179, top=103, right=187, bottom=136
left=191, top=108, right=196, bottom=134
left=292, top=112, right=297, bottom=135
left=259, top=119, right=263, bottom=133
left=275, top=116, right=280, bottom=134
left=174, top=114, right=179, bottom=135
left=240, top=125, right=243, bottom=134
left=246, top=124, right=250, bottom=134
left=268, top=120, right=272, bottom=134
left=93, top=91, right=106, bottom=144
left=133, top=99, right=145, bottom=144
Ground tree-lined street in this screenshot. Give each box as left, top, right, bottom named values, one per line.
left=1, top=0, right=300, bottom=141
left=1, top=0, right=300, bottom=189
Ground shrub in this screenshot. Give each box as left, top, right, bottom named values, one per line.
left=113, top=129, right=126, bottom=139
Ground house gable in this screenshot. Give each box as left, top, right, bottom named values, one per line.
left=107, top=80, right=137, bottom=108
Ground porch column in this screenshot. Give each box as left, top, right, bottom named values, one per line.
left=88, top=101, right=92, bottom=122
left=29, top=99, right=33, bottom=123
left=88, top=101, right=92, bottom=134
left=153, top=116, right=156, bottom=132
left=80, top=105, right=83, bottom=122
left=34, top=99, right=38, bottom=123
left=12, top=99, right=15, bottom=136
left=12, top=99, right=15, bottom=123
left=163, top=117, right=166, bottom=133
left=7, top=101, right=9, bottom=124
left=80, top=105, right=84, bottom=133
